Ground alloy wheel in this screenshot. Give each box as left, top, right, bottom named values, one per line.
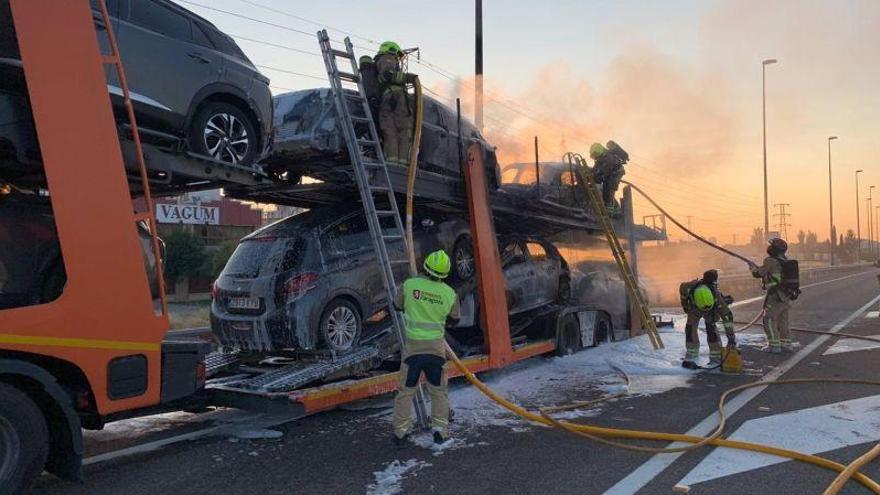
left=203, top=113, right=250, bottom=164
left=326, top=306, right=358, bottom=350
left=455, top=243, right=475, bottom=280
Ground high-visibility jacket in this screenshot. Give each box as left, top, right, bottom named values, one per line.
left=400, top=276, right=457, bottom=357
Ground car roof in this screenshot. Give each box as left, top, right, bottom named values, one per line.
left=245, top=204, right=363, bottom=239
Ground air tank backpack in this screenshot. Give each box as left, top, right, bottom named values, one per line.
left=779, top=258, right=800, bottom=300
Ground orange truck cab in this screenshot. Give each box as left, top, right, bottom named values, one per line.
left=0, top=1, right=208, bottom=491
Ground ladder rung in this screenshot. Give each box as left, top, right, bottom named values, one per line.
left=102, top=55, right=120, bottom=65
left=383, top=235, right=403, bottom=241
left=370, top=185, right=391, bottom=192
left=351, top=116, right=372, bottom=123
left=375, top=210, right=397, bottom=216
left=389, top=259, right=410, bottom=264
left=362, top=161, right=386, bottom=168
left=357, top=139, right=379, bottom=147
left=338, top=71, right=360, bottom=82
left=344, top=92, right=365, bottom=100
left=331, top=49, right=351, bottom=58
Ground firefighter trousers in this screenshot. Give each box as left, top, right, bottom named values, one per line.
left=379, top=89, right=412, bottom=165
left=763, top=295, right=792, bottom=349
left=684, top=311, right=735, bottom=362
left=392, top=354, right=449, bottom=439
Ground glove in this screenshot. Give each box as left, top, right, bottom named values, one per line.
left=747, top=261, right=758, bottom=272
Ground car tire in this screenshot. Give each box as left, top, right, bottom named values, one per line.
left=189, top=102, right=258, bottom=166
left=555, top=313, right=581, bottom=356
left=594, top=312, right=613, bottom=345
left=556, top=276, right=571, bottom=304
left=0, top=383, right=49, bottom=495
left=319, top=299, right=362, bottom=353
left=451, top=235, right=475, bottom=283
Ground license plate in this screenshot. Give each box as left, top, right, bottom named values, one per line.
left=228, top=296, right=260, bottom=310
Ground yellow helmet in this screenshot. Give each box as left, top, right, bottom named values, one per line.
left=378, top=41, right=402, bottom=56
left=692, top=285, right=715, bottom=311
left=589, top=142, right=607, bottom=159
left=423, top=250, right=451, bottom=279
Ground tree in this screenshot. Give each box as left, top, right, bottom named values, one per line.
left=806, top=231, right=818, bottom=246
left=164, top=230, right=205, bottom=284
left=205, top=240, right=237, bottom=279
left=797, top=230, right=806, bottom=245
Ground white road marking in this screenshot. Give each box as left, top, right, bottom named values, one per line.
left=866, top=311, right=879, bottom=319
left=679, top=395, right=880, bottom=486
left=822, top=334, right=880, bottom=356
left=604, top=293, right=880, bottom=495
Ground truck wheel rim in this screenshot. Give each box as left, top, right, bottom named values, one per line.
left=204, top=113, right=249, bottom=164
left=327, top=306, right=357, bottom=349
left=0, top=416, right=20, bottom=481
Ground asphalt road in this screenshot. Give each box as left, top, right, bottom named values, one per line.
left=35, top=268, right=880, bottom=495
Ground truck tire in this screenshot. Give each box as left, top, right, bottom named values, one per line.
left=0, top=383, right=49, bottom=495
left=555, top=313, right=581, bottom=356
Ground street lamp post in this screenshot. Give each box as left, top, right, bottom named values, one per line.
left=870, top=186, right=876, bottom=260
left=762, top=59, right=777, bottom=241
left=856, top=170, right=863, bottom=262
left=876, top=205, right=880, bottom=259
left=827, top=136, right=838, bottom=265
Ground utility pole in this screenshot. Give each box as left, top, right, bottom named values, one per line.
left=876, top=205, right=880, bottom=259
left=773, top=203, right=791, bottom=240
left=869, top=185, right=876, bottom=260
left=474, top=0, right=483, bottom=131
left=827, top=136, right=838, bottom=265
left=762, top=59, right=777, bottom=242
left=856, top=170, right=863, bottom=262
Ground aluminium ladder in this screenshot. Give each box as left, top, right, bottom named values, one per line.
left=568, top=154, right=664, bottom=349
left=318, top=30, right=430, bottom=428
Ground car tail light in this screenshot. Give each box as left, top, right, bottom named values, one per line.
left=210, top=282, right=218, bottom=300
left=281, top=272, right=319, bottom=299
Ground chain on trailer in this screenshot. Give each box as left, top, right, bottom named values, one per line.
left=317, top=30, right=430, bottom=428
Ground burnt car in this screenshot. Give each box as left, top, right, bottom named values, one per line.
left=500, top=162, right=587, bottom=211
left=211, top=204, right=572, bottom=353
left=211, top=205, right=474, bottom=353
left=0, top=0, right=272, bottom=167
left=0, top=190, right=162, bottom=310
left=262, top=89, right=500, bottom=189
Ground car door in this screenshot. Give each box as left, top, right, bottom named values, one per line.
left=500, top=239, right=532, bottom=314
left=525, top=241, right=556, bottom=303
left=115, top=0, right=221, bottom=130
left=320, top=213, right=380, bottom=308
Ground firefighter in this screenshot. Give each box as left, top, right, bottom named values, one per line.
left=589, top=140, right=629, bottom=213
left=375, top=41, right=412, bottom=165
left=751, top=238, right=794, bottom=353
left=680, top=269, right=737, bottom=368
left=392, top=250, right=461, bottom=445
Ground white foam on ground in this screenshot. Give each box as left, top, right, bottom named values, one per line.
left=444, top=315, right=766, bottom=432
left=366, top=459, right=430, bottom=495
left=866, top=311, right=879, bottom=318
